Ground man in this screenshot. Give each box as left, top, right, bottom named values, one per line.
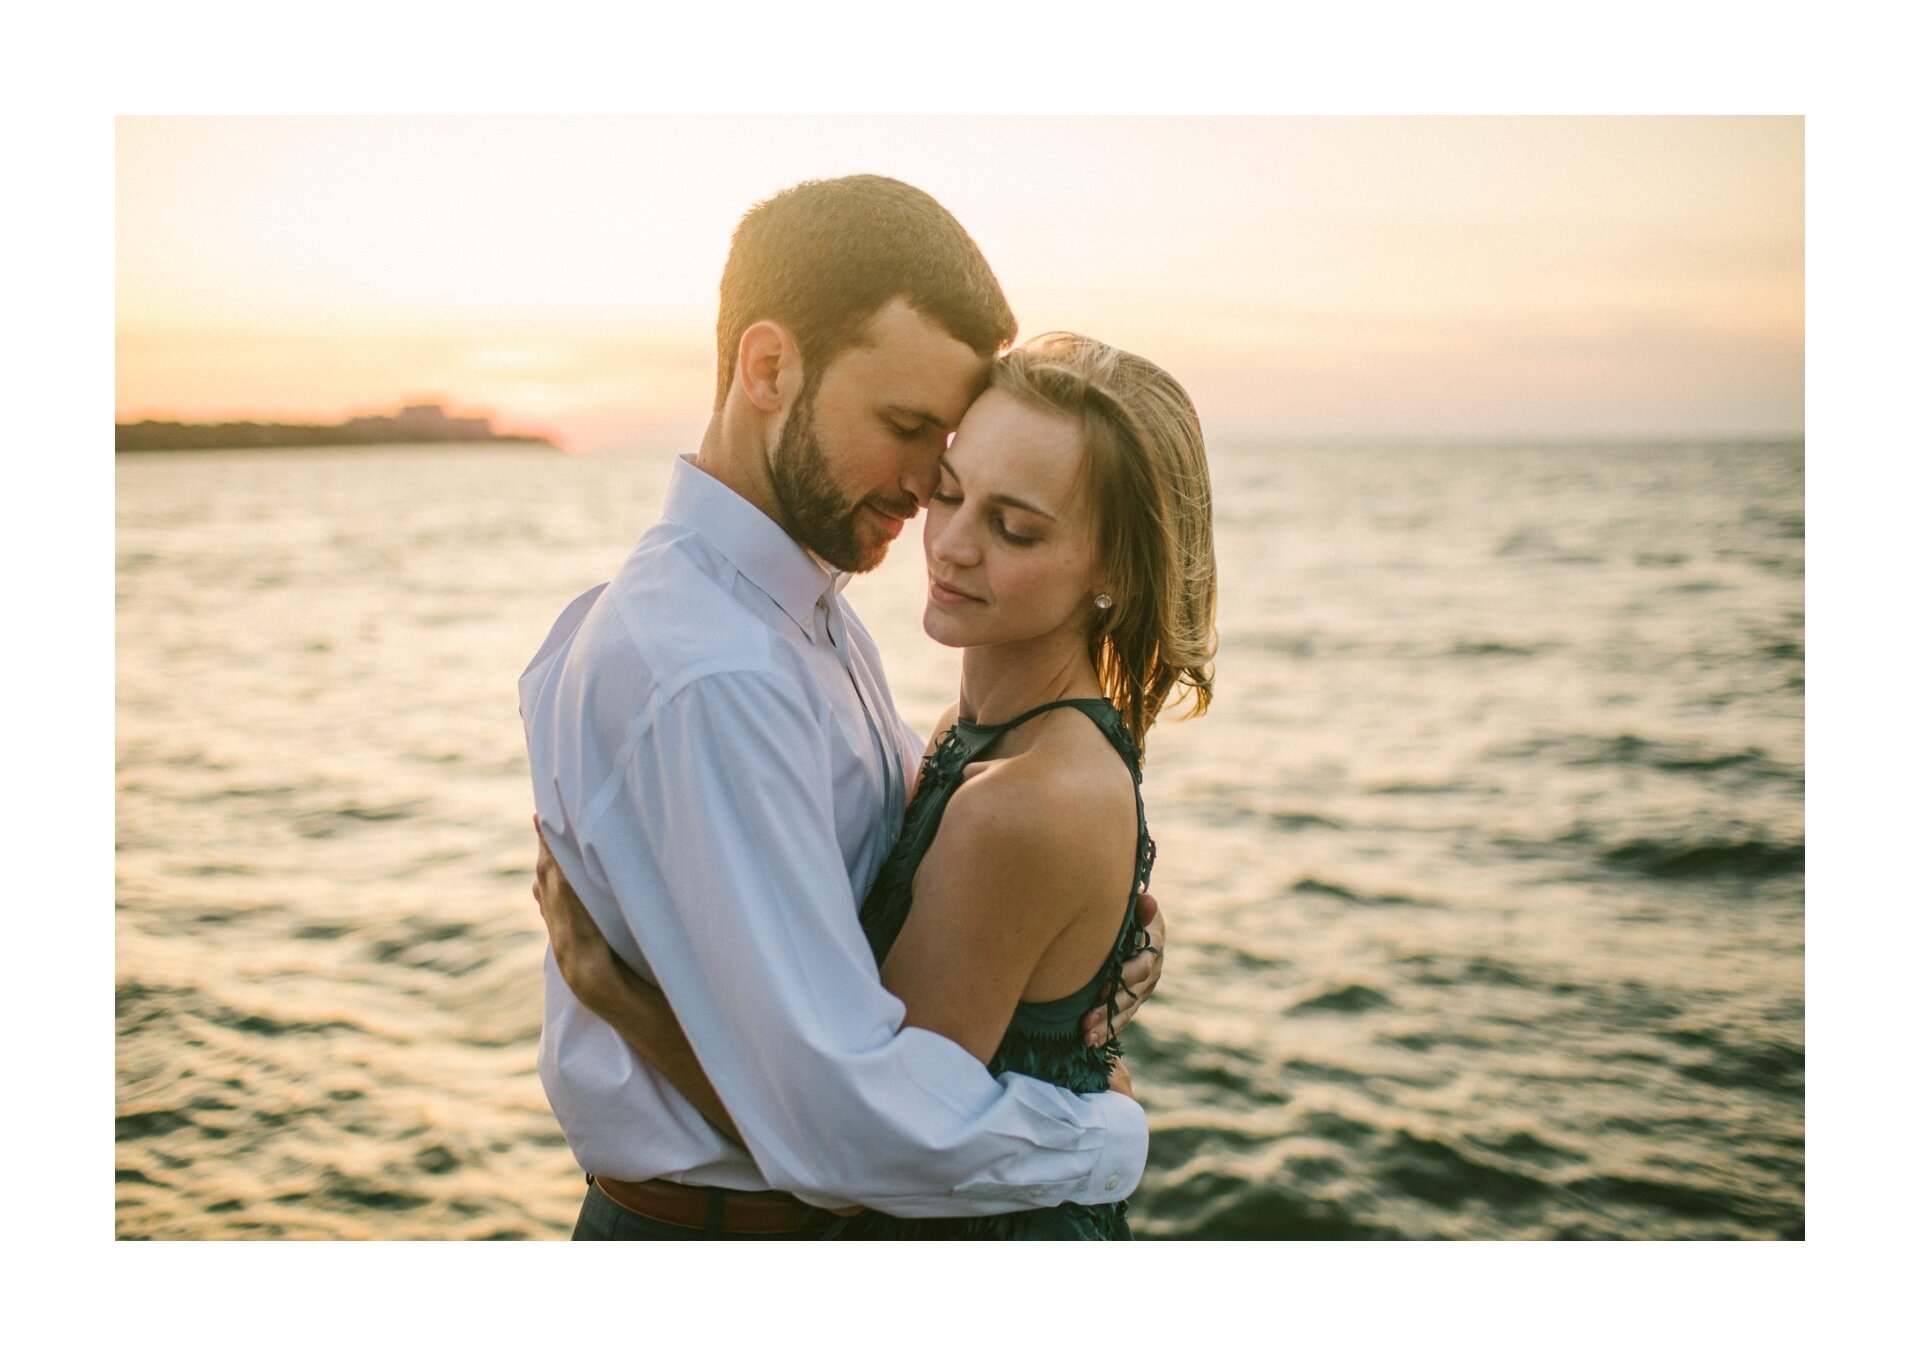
left=520, top=175, right=1165, bottom=1240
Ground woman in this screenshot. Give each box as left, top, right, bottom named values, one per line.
left=536, top=332, right=1217, bottom=1238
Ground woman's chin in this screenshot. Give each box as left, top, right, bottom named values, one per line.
left=920, top=604, right=968, bottom=649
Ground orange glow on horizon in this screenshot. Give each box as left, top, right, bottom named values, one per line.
left=117, top=117, right=1804, bottom=449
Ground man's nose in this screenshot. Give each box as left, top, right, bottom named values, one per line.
left=899, top=441, right=944, bottom=507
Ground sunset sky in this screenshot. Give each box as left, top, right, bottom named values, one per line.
left=116, top=116, right=1802, bottom=452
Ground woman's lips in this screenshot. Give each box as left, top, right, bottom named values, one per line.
left=929, top=576, right=982, bottom=606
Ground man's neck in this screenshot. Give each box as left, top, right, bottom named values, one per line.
left=692, top=403, right=789, bottom=537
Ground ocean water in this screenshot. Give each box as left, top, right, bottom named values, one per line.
left=115, top=438, right=1804, bottom=1240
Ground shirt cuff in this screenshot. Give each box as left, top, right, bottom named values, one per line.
left=1075, top=1089, right=1148, bottom=1204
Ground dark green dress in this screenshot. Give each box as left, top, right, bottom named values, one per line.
left=842, top=697, right=1156, bottom=1241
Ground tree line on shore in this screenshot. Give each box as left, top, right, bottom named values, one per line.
left=116, top=404, right=556, bottom=452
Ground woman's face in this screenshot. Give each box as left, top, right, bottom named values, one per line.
left=921, top=388, right=1104, bottom=652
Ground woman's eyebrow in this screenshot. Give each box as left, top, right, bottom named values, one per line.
left=992, top=493, right=1056, bottom=521
left=938, top=457, right=1056, bottom=520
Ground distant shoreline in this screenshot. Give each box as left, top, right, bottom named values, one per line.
left=115, top=403, right=557, bottom=453
left=114, top=435, right=556, bottom=454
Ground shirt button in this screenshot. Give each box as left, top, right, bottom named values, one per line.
left=1104, top=1175, right=1121, bottom=1191
left=1028, top=1186, right=1046, bottom=1199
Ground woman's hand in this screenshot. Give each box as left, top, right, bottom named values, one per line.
left=533, top=821, right=626, bottom=1011
left=1080, top=890, right=1167, bottom=1047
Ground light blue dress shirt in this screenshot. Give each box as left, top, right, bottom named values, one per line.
left=519, top=455, right=1145, bottom=1216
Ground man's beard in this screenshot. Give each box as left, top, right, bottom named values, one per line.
left=768, top=384, right=913, bottom=573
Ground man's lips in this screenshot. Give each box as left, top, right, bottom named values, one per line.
left=929, top=576, right=983, bottom=606
left=865, top=502, right=915, bottom=539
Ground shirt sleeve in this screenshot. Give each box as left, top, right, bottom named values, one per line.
left=574, top=665, right=1147, bottom=1217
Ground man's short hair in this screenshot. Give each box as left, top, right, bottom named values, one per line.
left=713, top=175, right=1018, bottom=407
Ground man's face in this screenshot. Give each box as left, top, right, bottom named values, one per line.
left=768, top=297, right=988, bottom=573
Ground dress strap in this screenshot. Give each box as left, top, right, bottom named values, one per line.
left=957, top=697, right=1143, bottom=787
left=961, top=696, right=1114, bottom=737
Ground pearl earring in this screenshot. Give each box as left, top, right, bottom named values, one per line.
left=1094, top=593, right=1113, bottom=610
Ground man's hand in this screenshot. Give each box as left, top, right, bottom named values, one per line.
left=1079, top=890, right=1166, bottom=1047
left=1106, top=1057, right=1135, bottom=1101
left=533, top=820, right=626, bottom=1009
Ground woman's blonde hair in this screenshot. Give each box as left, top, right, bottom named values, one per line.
left=992, top=332, right=1217, bottom=752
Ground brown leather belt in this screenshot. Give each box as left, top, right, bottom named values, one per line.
left=591, top=1175, right=821, bottom=1235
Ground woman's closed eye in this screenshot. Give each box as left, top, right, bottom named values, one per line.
left=934, top=492, right=1039, bottom=546
left=993, top=515, right=1039, bottom=547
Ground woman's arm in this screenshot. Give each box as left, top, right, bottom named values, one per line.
left=925, top=703, right=1164, bottom=1050
left=878, top=751, right=1139, bottom=1064
left=534, top=829, right=741, bottom=1143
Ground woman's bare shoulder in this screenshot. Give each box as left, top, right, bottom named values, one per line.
left=935, top=710, right=1137, bottom=908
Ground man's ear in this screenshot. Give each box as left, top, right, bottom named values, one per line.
left=736, top=321, right=803, bottom=415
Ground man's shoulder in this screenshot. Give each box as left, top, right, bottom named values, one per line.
left=523, top=527, right=826, bottom=813
left=594, top=527, right=774, bottom=674
left=565, top=526, right=819, bottom=721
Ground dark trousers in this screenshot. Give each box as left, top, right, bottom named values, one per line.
left=570, top=1177, right=837, bottom=1241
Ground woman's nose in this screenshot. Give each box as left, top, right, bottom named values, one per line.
left=928, top=512, right=982, bottom=567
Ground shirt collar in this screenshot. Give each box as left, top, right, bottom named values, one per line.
left=662, top=455, right=838, bottom=640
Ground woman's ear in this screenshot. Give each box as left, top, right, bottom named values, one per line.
left=736, top=321, right=802, bottom=414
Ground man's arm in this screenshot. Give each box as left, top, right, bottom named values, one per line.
left=537, top=710, right=1163, bottom=1141
left=548, top=667, right=1145, bottom=1217
left=538, top=821, right=1155, bottom=1154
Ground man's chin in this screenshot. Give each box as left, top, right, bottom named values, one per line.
left=846, top=538, right=892, bottom=573
left=800, top=506, right=903, bottom=574
left=840, top=519, right=900, bottom=574
left=805, top=529, right=886, bottom=575
left=854, top=504, right=916, bottom=571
